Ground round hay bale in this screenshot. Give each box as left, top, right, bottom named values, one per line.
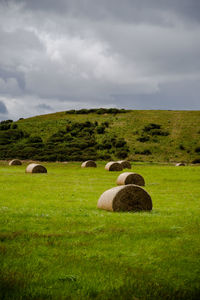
left=81, top=160, right=97, bottom=168
left=105, top=162, right=123, bottom=171
left=97, top=184, right=152, bottom=212
left=26, top=163, right=47, bottom=173
left=117, top=172, right=145, bottom=186
left=176, top=163, right=186, bottom=166
left=118, top=160, right=131, bottom=169
left=9, top=159, right=22, bottom=166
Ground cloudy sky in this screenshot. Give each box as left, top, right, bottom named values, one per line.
left=0, top=0, right=200, bottom=120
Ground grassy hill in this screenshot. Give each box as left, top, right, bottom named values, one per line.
left=1, top=109, right=200, bottom=162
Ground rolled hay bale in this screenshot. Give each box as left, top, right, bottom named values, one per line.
left=9, top=159, right=22, bottom=166
left=105, top=161, right=123, bottom=171
left=81, top=160, right=97, bottom=168
left=117, top=172, right=145, bottom=186
left=97, top=184, right=152, bottom=212
left=176, top=163, right=186, bottom=166
left=26, top=163, right=47, bottom=173
left=118, top=160, right=131, bottom=169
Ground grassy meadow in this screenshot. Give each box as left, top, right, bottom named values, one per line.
left=0, top=161, right=200, bottom=299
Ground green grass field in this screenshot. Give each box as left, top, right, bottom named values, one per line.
left=0, top=161, right=200, bottom=299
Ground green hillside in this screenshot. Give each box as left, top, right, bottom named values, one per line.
left=1, top=109, right=200, bottom=163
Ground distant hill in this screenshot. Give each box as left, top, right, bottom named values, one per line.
left=1, top=109, right=200, bottom=163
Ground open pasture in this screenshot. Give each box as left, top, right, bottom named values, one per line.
left=0, top=162, right=200, bottom=299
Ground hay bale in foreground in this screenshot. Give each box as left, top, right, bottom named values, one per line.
left=118, top=160, right=131, bottom=169
left=9, top=159, right=22, bottom=166
left=26, top=163, right=47, bottom=173
left=117, top=172, right=145, bottom=186
left=81, top=160, right=97, bottom=168
left=97, top=184, right=152, bottom=212
left=176, top=163, right=186, bottom=166
left=105, top=162, right=123, bottom=171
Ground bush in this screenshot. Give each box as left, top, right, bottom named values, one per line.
left=179, top=144, right=185, bottom=150
left=99, top=142, right=112, bottom=150
left=0, top=120, right=13, bottom=124
left=75, top=109, right=89, bottom=114
left=102, top=122, right=109, bottom=128
left=195, top=147, right=200, bottom=153
left=27, top=136, right=43, bottom=143
left=0, top=124, right=11, bottom=131
left=115, top=139, right=126, bottom=148
left=0, top=129, right=25, bottom=145
left=143, top=123, right=161, bottom=132
left=142, top=123, right=169, bottom=137
left=192, top=158, right=200, bottom=164
left=65, top=110, right=76, bottom=114
left=22, top=147, right=38, bottom=158
left=137, top=136, right=150, bottom=142
left=11, top=124, right=18, bottom=129
left=98, top=154, right=111, bottom=160
left=135, top=149, right=152, bottom=155
left=65, top=108, right=129, bottom=115
left=96, top=126, right=105, bottom=134
left=151, top=130, right=169, bottom=136
left=64, top=134, right=73, bottom=142
left=116, top=150, right=129, bottom=159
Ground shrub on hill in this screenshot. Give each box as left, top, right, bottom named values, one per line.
left=142, top=123, right=169, bottom=136
left=137, top=123, right=169, bottom=143
left=179, top=144, right=185, bottom=150
left=65, top=108, right=130, bottom=115
left=137, top=136, right=150, bottom=142
left=11, top=124, right=18, bottom=129
left=0, top=123, right=11, bottom=130
left=150, top=129, right=169, bottom=136
left=0, top=129, right=27, bottom=145
left=25, top=136, right=44, bottom=149
left=96, top=125, right=105, bottom=134
left=116, top=149, right=129, bottom=159
left=115, top=139, right=126, bottom=148
left=192, top=158, right=200, bottom=164
left=195, top=146, right=200, bottom=153
left=0, top=120, right=14, bottom=131
left=135, top=149, right=152, bottom=155
left=143, top=123, right=161, bottom=132
left=0, top=119, right=13, bottom=124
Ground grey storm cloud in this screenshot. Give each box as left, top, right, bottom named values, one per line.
left=15, top=0, right=200, bottom=23
left=0, top=0, right=200, bottom=120
left=0, top=100, right=8, bottom=114
left=36, top=103, right=53, bottom=110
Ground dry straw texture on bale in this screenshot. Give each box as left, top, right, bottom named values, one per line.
left=117, top=172, right=145, bottom=186
left=26, top=163, right=47, bottom=173
left=81, top=160, right=97, bottom=168
left=105, top=161, right=123, bottom=171
left=176, top=163, right=186, bottom=166
left=9, top=159, right=22, bottom=166
left=97, top=184, right=152, bottom=212
left=118, top=160, right=131, bottom=169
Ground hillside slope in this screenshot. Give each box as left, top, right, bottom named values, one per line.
left=1, top=110, right=200, bottom=162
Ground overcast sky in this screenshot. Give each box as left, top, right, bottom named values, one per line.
left=0, top=0, right=200, bottom=120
